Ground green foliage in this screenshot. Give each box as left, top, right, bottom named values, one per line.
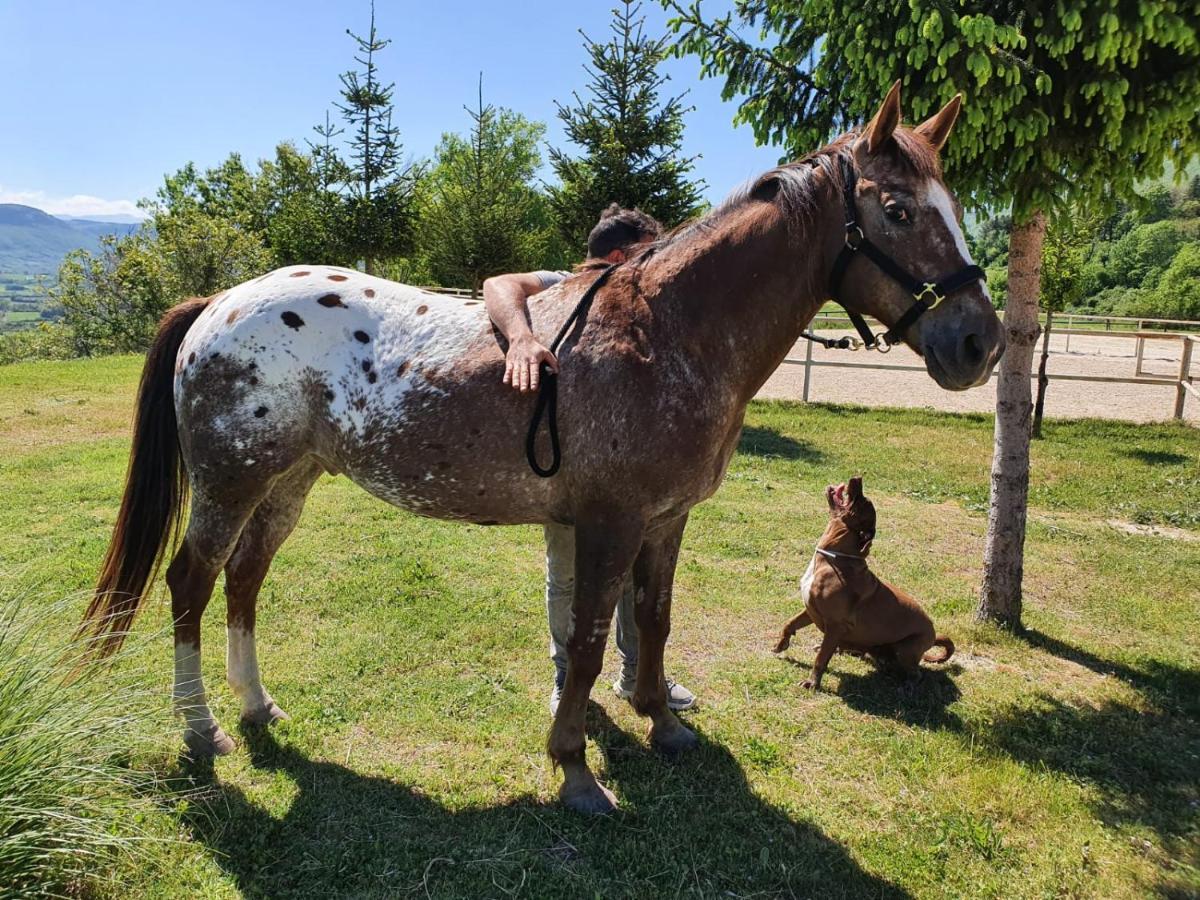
left=329, top=0, right=420, bottom=271
left=0, top=322, right=75, bottom=365
left=550, top=0, right=706, bottom=250
left=970, top=181, right=1200, bottom=321
left=0, top=593, right=165, bottom=896
left=51, top=214, right=271, bottom=356
left=667, top=0, right=1200, bottom=220
left=1040, top=208, right=1104, bottom=313
left=419, top=85, right=563, bottom=292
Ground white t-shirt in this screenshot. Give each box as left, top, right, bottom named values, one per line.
left=533, top=270, right=572, bottom=291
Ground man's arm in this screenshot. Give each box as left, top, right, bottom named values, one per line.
left=483, top=272, right=561, bottom=392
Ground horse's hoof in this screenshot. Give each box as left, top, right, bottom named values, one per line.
left=651, top=721, right=699, bottom=759
left=183, top=725, right=236, bottom=760
left=560, top=780, right=619, bottom=815
left=240, top=702, right=290, bottom=727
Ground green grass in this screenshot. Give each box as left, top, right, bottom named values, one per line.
left=0, top=356, right=1197, bottom=898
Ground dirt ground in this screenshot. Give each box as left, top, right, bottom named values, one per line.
left=758, top=330, right=1199, bottom=424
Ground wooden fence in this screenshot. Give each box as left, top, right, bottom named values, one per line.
left=791, top=313, right=1198, bottom=421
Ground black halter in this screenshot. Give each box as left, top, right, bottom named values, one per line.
left=818, top=154, right=986, bottom=352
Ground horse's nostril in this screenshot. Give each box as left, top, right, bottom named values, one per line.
left=961, top=333, right=985, bottom=367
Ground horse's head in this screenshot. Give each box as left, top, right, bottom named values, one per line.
left=836, top=82, right=1004, bottom=390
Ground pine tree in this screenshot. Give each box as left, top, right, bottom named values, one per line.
left=669, top=0, right=1200, bottom=628
left=334, top=1, right=419, bottom=274
left=419, top=79, right=558, bottom=294
left=549, top=0, right=705, bottom=251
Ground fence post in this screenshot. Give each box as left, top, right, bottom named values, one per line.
left=802, top=336, right=814, bottom=402
left=1175, top=337, right=1194, bottom=420
left=1065, top=315, right=1072, bottom=353
left=1135, top=334, right=1146, bottom=377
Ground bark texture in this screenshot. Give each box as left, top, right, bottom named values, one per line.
left=978, top=210, right=1046, bottom=628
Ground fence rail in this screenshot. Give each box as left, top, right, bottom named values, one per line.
left=790, top=316, right=1198, bottom=421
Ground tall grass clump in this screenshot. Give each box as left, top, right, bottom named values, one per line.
left=0, top=589, right=168, bottom=896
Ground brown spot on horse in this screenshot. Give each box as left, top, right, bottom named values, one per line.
left=318, top=294, right=345, bottom=308
left=281, top=311, right=305, bottom=330
left=328, top=274, right=349, bottom=282
left=290, top=271, right=311, bottom=277
left=226, top=309, right=239, bottom=325
left=416, top=305, right=428, bottom=315
left=364, top=288, right=375, bottom=298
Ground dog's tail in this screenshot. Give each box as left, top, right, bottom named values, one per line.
left=923, top=636, right=955, bottom=664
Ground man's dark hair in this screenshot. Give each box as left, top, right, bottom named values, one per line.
left=586, top=204, right=662, bottom=259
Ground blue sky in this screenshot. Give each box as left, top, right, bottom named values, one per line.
left=0, top=0, right=784, bottom=220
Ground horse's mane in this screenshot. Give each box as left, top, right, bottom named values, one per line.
left=629, top=127, right=942, bottom=269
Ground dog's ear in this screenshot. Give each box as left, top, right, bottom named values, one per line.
left=848, top=476, right=863, bottom=499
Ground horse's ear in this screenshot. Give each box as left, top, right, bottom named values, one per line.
left=750, top=173, right=781, bottom=203
left=915, top=94, right=962, bottom=153
left=860, top=80, right=903, bottom=154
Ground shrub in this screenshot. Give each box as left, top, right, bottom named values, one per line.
left=0, top=592, right=167, bottom=895
left=0, top=324, right=77, bottom=366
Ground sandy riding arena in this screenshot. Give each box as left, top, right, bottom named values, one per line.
left=760, top=329, right=1199, bottom=424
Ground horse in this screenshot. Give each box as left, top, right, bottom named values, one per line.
left=81, top=82, right=1003, bottom=814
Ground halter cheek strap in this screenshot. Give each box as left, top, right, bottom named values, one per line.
left=816, top=155, right=986, bottom=352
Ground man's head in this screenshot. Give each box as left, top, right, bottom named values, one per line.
left=586, top=203, right=662, bottom=262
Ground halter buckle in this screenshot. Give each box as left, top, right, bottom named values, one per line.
left=913, top=283, right=946, bottom=308
left=844, top=225, right=864, bottom=250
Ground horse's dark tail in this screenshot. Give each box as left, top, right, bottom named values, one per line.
left=78, top=297, right=209, bottom=658
left=923, top=636, right=955, bottom=664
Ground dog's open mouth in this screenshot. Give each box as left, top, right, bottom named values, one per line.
left=829, top=482, right=849, bottom=509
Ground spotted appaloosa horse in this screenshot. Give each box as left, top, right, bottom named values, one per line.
left=82, top=83, right=1003, bottom=813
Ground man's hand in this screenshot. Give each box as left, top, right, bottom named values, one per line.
left=504, top=337, right=558, bottom=392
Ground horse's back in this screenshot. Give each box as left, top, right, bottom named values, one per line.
left=175, top=267, right=487, bottom=461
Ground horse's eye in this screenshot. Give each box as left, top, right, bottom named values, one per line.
left=884, top=203, right=910, bottom=224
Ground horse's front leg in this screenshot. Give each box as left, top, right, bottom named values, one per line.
left=548, top=508, right=644, bottom=815
left=631, top=514, right=698, bottom=756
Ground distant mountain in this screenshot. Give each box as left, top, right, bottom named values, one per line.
left=58, top=213, right=145, bottom=225
left=0, top=204, right=139, bottom=275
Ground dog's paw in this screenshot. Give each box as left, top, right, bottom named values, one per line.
left=801, top=679, right=820, bottom=691
left=772, top=636, right=791, bottom=653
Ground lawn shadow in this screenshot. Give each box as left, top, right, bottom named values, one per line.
left=1021, top=629, right=1200, bottom=716
left=975, top=693, right=1199, bottom=875
left=738, top=426, right=826, bottom=463
left=967, top=629, right=1200, bottom=875
left=775, top=653, right=963, bottom=730
left=164, top=708, right=911, bottom=899
left=1121, top=447, right=1191, bottom=466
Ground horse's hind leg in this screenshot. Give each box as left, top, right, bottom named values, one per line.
left=224, top=459, right=322, bottom=726
left=167, top=487, right=266, bottom=759
left=548, top=509, right=644, bottom=814
left=630, top=514, right=697, bottom=756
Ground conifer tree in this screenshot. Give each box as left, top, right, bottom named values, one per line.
left=549, top=1, right=706, bottom=250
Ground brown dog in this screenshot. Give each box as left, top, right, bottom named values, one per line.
left=774, top=476, right=953, bottom=689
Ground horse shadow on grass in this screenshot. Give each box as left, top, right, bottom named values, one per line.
left=165, top=703, right=911, bottom=899
left=738, top=426, right=826, bottom=463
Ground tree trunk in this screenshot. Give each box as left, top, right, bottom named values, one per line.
left=1032, top=309, right=1053, bottom=439
left=977, top=210, right=1046, bottom=629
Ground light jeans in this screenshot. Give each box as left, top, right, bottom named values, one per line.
left=544, top=523, right=639, bottom=689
